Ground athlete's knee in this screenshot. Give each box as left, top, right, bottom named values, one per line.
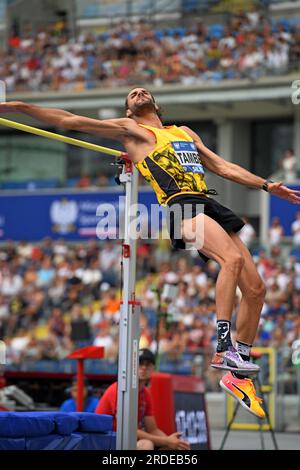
left=137, top=439, right=154, bottom=450
left=223, top=251, right=244, bottom=274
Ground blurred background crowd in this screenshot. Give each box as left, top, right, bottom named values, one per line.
left=2, top=8, right=300, bottom=93
left=1, top=217, right=300, bottom=391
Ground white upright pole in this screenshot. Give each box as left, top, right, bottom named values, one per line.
left=116, top=160, right=140, bottom=450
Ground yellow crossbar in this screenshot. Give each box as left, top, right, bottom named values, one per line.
left=0, top=117, right=127, bottom=158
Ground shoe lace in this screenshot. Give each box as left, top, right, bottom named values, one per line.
left=248, top=380, right=263, bottom=404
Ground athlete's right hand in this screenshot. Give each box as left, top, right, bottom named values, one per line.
left=0, top=101, right=22, bottom=113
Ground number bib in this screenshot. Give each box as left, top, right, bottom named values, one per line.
left=171, top=141, right=205, bottom=174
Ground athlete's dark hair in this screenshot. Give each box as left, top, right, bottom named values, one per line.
left=125, top=88, right=162, bottom=118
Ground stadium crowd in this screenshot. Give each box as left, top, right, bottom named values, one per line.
left=0, top=216, right=300, bottom=389
left=2, top=9, right=300, bottom=93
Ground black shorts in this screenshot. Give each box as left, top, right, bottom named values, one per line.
left=166, top=193, right=244, bottom=262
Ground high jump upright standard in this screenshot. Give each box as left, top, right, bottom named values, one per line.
left=116, top=159, right=140, bottom=450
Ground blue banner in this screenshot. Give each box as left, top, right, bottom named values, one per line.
left=0, top=188, right=158, bottom=241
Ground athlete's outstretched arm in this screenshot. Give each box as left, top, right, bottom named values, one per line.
left=182, top=125, right=300, bottom=204
left=0, top=101, right=134, bottom=140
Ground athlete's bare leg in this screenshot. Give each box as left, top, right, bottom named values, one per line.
left=181, top=213, right=244, bottom=322
left=230, top=233, right=266, bottom=345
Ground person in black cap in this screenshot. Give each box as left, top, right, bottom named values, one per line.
left=139, top=348, right=155, bottom=367
left=96, top=348, right=190, bottom=450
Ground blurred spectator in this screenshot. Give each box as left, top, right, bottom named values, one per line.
left=48, top=307, right=66, bottom=338
left=10, top=328, right=30, bottom=362
left=0, top=294, right=9, bottom=324
left=269, top=217, right=284, bottom=246
left=37, top=257, right=55, bottom=287
left=246, top=5, right=260, bottom=28
left=53, top=239, right=68, bottom=256
left=239, top=217, right=256, bottom=247
left=77, top=174, right=92, bottom=189
left=68, top=303, right=91, bottom=345
left=279, top=149, right=296, bottom=182
left=159, top=323, right=189, bottom=359
left=291, top=211, right=300, bottom=246
left=88, top=303, right=104, bottom=333
left=17, top=241, right=33, bottom=259
left=60, top=377, right=98, bottom=413
left=270, top=245, right=284, bottom=263
left=101, top=287, right=120, bottom=317
left=93, top=319, right=114, bottom=350
left=93, top=320, right=118, bottom=361
left=0, top=268, right=23, bottom=296
left=95, top=174, right=109, bottom=187
left=99, top=241, right=121, bottom=285
left=48, top=276, right=65, bottom=307
left=265, top=278, right=286, bottom=305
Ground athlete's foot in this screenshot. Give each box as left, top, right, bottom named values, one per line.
left=220, top=371, right=265, bottom=419
left=211, top=347, right=260, bottom=374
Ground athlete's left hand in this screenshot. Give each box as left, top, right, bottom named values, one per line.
left=268, top=182, right=300, bottom=204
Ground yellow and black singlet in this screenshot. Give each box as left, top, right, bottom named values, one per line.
left=135, top=124, right=208, bottom=205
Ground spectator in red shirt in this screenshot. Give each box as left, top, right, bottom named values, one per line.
left=95, top=348, right=190, bottom=450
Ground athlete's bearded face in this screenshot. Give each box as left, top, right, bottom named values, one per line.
left=126, top=88, right=157, bottom=117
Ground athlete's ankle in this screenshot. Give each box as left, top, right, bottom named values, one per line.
left=236, top=340, right=252, bottom=361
